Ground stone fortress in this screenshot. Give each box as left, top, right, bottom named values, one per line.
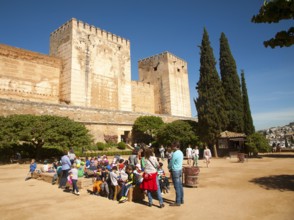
left=0, top=18, right=194, bottom=142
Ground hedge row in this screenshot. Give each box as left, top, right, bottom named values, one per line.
left=82, top=150, right=132, bottom=157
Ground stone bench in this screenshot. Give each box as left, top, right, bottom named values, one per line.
left=127, top=185, right=145, bottom=202
left=33, top=171, right=93, bottom=189
left=115, top=185, right=145, bottom=202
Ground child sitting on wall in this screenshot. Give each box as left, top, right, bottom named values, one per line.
left=52, top=161, right=62, bottom=185
left=119, top=165, right=135, bottom=203
left=89, top=166, right=102, bottom=195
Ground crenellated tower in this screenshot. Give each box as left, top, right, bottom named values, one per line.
left=49, top=18, right=132, bottom=111
left=138, top=52, right=191, bottom=117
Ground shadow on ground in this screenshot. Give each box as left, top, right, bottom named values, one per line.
left=250, top=175, right=294, bottom=191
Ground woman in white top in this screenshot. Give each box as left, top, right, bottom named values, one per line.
left=140, top=147, right=165, bottom=208
left=203, top=146, right=212, bottom=167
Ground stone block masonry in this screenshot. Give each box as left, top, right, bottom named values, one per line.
left=0, top=18, right=195, bottom=143
left=0, top=44, right=61, bottom=104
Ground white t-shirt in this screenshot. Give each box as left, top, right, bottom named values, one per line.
left=192, top=149, right=199, bottom=157
left=70, top=168, right=78, bottom=180
left=204, top=149, right=212, bottom=158
left=43, top=164, right=49, bottom=172
left=186, top=147, right=192, bottom=157
left=144, top=156, right=159, bottom=174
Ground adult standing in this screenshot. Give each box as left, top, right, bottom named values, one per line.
left=203, top=146, right=212, bottom=168
left=192, top=146, right=199, bottom=167
left=140, top=147, right=165, bottom=208
left=186, top=145, right=192, bottom=165
left=68, top=147, right=76, bottom=164
left=168, top=141, right=184, bottom=206
left=59, top=151, right=72, bottom=189
left=128, top=149, right=138, bottom=166
left=159, top=145, right=165, bottom=161
left=166, top=147, right=173, bottom=165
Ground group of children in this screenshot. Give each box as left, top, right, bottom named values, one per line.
left=27, top=149, right=170, bottom=202
left=86, top=154, right=170, bottom=203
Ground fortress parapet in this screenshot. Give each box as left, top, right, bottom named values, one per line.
left=50, top=18, right=130, bottom=46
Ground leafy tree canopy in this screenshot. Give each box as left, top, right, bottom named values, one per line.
left=251, top=0, right=294, bottom=48
left=0, top=115, right=93, bottom=159
left=156, top=120, right=198, bottom=151
left=246, top=132, right=270, bottom=154
left=132, top=116, right=164, bottom=144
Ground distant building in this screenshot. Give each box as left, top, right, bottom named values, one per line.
left=217, top=131, right=247, bottom=157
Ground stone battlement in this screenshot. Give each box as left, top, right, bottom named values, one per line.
left=131, top=80, right=153, bottom=88
left=50, top=18, right=130, bottom=46
left=138, top=51, right=186, bottom=65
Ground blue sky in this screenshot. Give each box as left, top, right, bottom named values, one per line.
left=0, top=0, right=293, bottom=131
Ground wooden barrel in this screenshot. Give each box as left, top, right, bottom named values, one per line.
left=183, top=166, right=200, bottom=187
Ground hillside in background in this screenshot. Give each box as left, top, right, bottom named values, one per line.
left=258, top=122, right=294, bottom=148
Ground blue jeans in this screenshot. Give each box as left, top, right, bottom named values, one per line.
left=172, top=170, right=184, bottom=204
left=72, top=179, right=79, bottom=193
left=147, top=177, right=164, bottom=205
left=121, top=183, right=132, bottom=197
left=59, top=169, right=70, bottom=188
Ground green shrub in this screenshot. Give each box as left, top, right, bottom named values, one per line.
left=96, top=142, right=105, bottom=151
left=117, top=142, right=126, bottom=150
left=246, top=132, right=270, bottom=155
left=80, top=149, right=132, bottom=157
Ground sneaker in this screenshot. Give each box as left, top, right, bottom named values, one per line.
left=119, top=196, right=126, bottom=202
left=75, top=191, right=80, bottom=195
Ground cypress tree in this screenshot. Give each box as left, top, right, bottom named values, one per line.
left=195, top=28, right=228, bottom=146
left=241, top=70, right=255, bottom=135
left=219, top=32, right=244, bottom=133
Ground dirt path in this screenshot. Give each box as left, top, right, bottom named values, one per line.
left=0, top=154, right=293, bottom=220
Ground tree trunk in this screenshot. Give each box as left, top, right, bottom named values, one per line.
left=213, top=144, right=218, bottom=158
left=35, top=143, right=43, bottom=161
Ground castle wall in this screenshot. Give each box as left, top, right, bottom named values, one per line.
left=0, top=18, right=195, bottom=144
left=138, top=52, right=191, bottom=117
left=138, top=52, right=170, bottom=114
left=0, top=98, right=196, bottom=143
left=49, top=18, right=132, bottom=111
left=166, top=53, right=191, bottom=117
left=131, top=81, right=154, bottom=113
left=0, top=44, right=61, bottom=104
left=49, top=20, right=73, bottom=104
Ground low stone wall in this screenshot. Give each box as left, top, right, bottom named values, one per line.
left=33, top=172, right=93, bottom=189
